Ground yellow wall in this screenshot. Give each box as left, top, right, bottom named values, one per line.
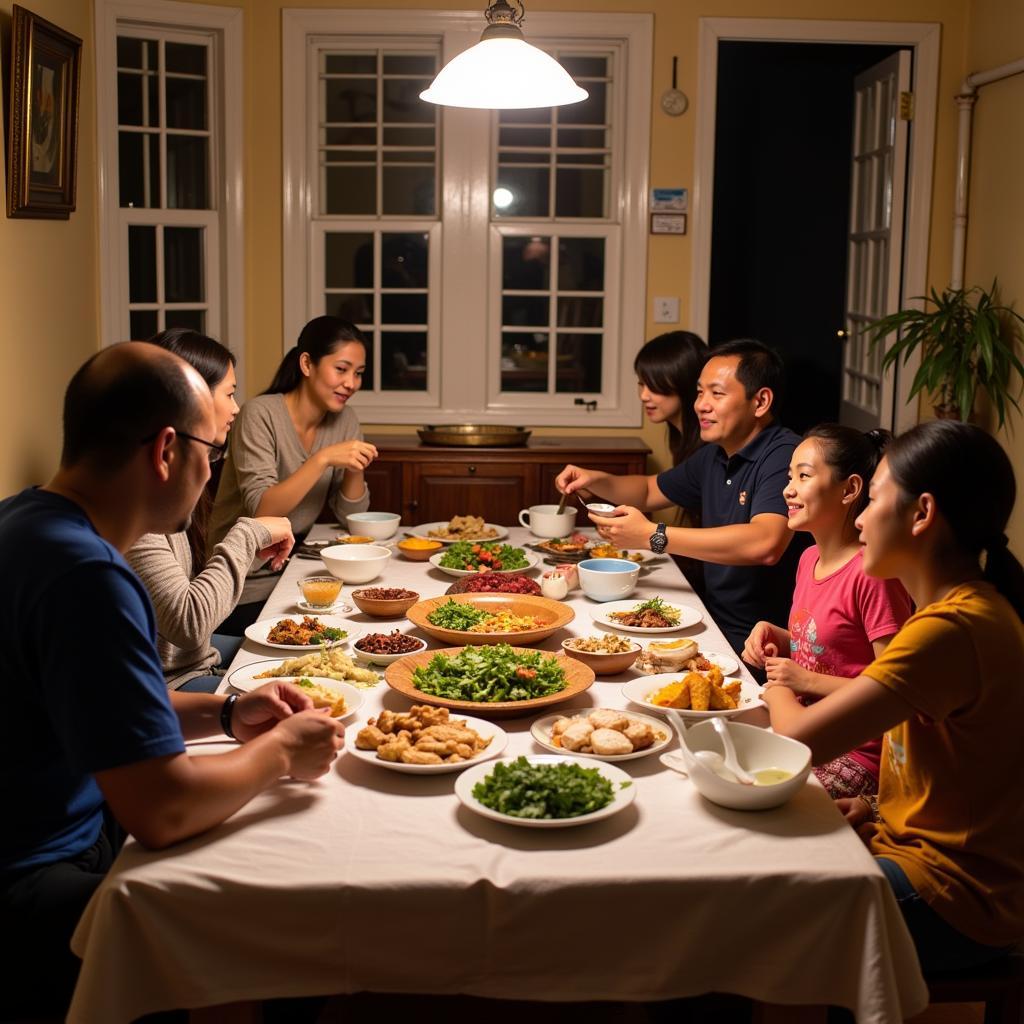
left=963, top=0, right=1024, bottom=550
left=0, top=0, right=98, bottom=494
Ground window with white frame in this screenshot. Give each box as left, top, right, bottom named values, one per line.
left=96, top=0, right=243, bottom=386
left=283, top=10, right=651, bottom=426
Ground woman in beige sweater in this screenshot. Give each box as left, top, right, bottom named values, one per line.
left=127, top=330, right=294, bottom=690
left=209, top=317, right=376, bottom=630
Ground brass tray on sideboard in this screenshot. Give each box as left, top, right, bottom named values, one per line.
left=417, top=425, right=531, bottom=448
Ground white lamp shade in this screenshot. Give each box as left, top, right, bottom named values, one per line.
left=420, top=37, right=588, bottom=109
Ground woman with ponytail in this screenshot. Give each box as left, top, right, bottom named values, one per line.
left=765, top=420, right=1024, bottom=971
left=209, top=317, right=376, bottom=628
left=743, top=424, right=912, bottom=798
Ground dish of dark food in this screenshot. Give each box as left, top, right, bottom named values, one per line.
left=355, top=631, right=424, bottom=656
left=445, top=574, right=541, bottom=596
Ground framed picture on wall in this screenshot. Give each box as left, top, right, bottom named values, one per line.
left=5, top=4, right=82, bottom=219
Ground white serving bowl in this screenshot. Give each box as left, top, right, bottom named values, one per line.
left=577, top=557, right=640, bottom=602
left=679, top=719, right=811, bottom=810
left=321, top=544, right=391, bottom=584
left=345, top=511, right=401, bottom=541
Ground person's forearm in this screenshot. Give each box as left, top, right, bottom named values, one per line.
left=254, top=456, right=326, bottom=517
left=800, top=671, right=858, bottom=697
left=171, top=691, right=234, bottom=740
left=666, top=523, right=788, bottom=565
left=340, top=469, right=365, bottom=500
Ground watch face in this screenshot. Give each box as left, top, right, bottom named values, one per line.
left=649, top=526, right=668, bottom=553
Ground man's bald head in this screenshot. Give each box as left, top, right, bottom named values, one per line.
left=61, top=342, right=213, bottom=474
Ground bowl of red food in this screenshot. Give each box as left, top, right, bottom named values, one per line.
left=352, top=630, right=428, bottom=666
left=350, top=587, right=420, bottom=617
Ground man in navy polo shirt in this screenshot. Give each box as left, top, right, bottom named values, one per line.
left=556, top=339, right=805, bottom=659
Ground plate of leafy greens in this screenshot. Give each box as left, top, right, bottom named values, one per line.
left=384, top=644, right=594, bottom=719
left=430, top=541, right=537, bottom=577
left=454, top=754, right=636, bottom=828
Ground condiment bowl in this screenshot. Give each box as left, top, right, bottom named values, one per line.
left=321, top=544, right=391, bottom=584
left=561, top=638, right=642, bottom=675
left=345, top=511, right=401, bottom=541
left=397, top=538, right=443, bottom=562
left=352, top=634, right=428, bottom=666
left=577, top=558, right=640, bottom=602
left=350, top=588, right=420, bottom=618
left=679, top=719, right=811, bottom=810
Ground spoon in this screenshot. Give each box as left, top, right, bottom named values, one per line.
left=556, top=490, right=568, bottom=515
left=711, top=717, right=754, bottom=785
left=693, top=750, right=740, bottom=783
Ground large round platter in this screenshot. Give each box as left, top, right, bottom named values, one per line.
left=406, top=593, right=574, bottom=647
left=530, top=709, right=672, bottom=763
left=591, top=600, right=703, bottom=635
left=454, top=754, right=636, bottom=828
left=244, top=615, right=352, bottom=651
left=346, top=715, right=508, bottom=774
left=384, top=646, right=595, bottom=719
left=224, top=672, right=363, bottom=720
left=409, top=522, right=509, bottom=544
left=429, top=549, right=539, bottom=578
left=622, top=672, right=763, bottom=719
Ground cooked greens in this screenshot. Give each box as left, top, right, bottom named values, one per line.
left=426, top=599, right=490, bottom=631
left=472, top=757, right=619, bottom=818
left=411, top=644, right=567, bottom=702
left=438, top=541, right=529, bottom=572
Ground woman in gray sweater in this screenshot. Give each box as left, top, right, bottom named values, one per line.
left=127, top=330, right=294, bottom=690
left=210, top=317, right=376, bottom=630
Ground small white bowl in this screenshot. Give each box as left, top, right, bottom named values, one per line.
left=345, top=511, right=401, bottom=541
left=577, top=558, right=640, bottom=602
left=352, top=634, right=427, bottom=666
left=679, top=719, right=811, bottom=810
left=321, top=543, right=391, bottom=584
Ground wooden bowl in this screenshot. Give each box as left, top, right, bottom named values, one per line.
left=350, top=588, right=420, bottom=618
left=384, top=646, right=594, bottom=719
left=406, top=593, right=574, bottom=647
left=397, top=539, right=443, bottom=562
left=561, top=638, right=642, bottom=676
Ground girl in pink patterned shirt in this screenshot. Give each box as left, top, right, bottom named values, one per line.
left=742, top=424, right=913, bottom=798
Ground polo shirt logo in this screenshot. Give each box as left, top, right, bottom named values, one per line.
left=738, top=490, right=748, bottom=506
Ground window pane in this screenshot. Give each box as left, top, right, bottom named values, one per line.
left=129, top=225, right=157, bottom=302
left=556, top=168, right=606, bottom=217
left=557, top=127, right=606, bottom=149
left=166, top=76, right=207, bottom=130
left=361, top=331, right=376, bottom=389
left=381, top=293, right=427, bottom=324
left=167, top=135, right=209, bottom=208
left=119, top=132, right=159, bottom=207
left=118, top=72, right=154, bottom=126
left=503, top=295, right=548, bottom=327
left=130, top=309, right=159, bottom=339
left=561, top=83, right=606, bottom=126
left=382, top=165, right=434, bottom=215
left=118, top=37, right=157, bottom=71
left=559, top=238, right=604, bottom=291
left=556, top=333, right=602, bottom=392
left=382, top=79, right=433, bottom=123
left=382, top=126, right=434, bottom=147
left=382, top=54, right=436, bottom=75
left=381, top=332, right=427, bottom=390
left=165, top=309, right=206, bottom=332
left=324, top=166, right=376, bottom=215
left=325, top=126, right=376, bottom=146
left=164, top=227, right=204, bottom=303
left=324, top=79, right=376, bottom=123
left=502, top=236, right=550, bottom=290
left=325, top=53, right=377, bottom=75
left=499, top=126, right=550, bottom=148
left=494, top=167, right=549, bottom=217
left=325, top=233, right=373, bottom=288
left=560, top=55, right=608, bottom=78
left=325, top=293, right=373, bottom=324
left=501, top=333, right=548, bottom=392
left=557, top=296, right=603, bottom=327
left=165, top=43, right=207, bottom=76
left=499, top=107, right=551, bottom=126
left=382, top=233, right=429, bottom=288
left=556, top=152, right=605, bottom=166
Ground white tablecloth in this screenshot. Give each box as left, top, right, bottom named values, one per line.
left=69, top=527, right=927, bottom=1023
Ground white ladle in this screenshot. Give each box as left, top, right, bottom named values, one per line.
left=662, top=712, right=742, bottom=783
left=711, top=717, right=754, bottom=785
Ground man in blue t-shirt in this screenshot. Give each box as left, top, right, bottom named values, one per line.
left=556, top=339, right=807, bottom=658
left=0, top=343, right=344, bottom=1018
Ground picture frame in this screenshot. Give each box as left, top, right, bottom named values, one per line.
left=5, top=5, right=82, bottom=219
left=650, top=213, right=687, bottom=235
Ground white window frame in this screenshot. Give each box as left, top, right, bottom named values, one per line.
left=95, top=0, right=246, bottom=394
left=283, top=9, right=652, bottom=427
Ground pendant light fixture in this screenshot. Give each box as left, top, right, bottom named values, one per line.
left=420, top=0, right=588, bottom=110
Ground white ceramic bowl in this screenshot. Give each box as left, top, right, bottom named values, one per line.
left=577, top=558, right=640, bottom=602
left=345, top=511, right=401, bottom=541
left=679, top=719, right=811, bottom=810
left=321, top=543, right=391, bottom=584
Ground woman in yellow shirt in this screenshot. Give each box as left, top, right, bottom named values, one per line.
left=765, top=420, right=1024, bottom=972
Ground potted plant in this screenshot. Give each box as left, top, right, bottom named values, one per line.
left=865, top=281, right=1024, bottom=426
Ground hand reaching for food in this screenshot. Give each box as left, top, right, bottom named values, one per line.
left=588, top=505, right=655, bottom=550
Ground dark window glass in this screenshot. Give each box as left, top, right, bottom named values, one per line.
left=164, top=309, right=206, bottom=332
left=382, top=126, right=434, bottom=147
left=166, top=76, right=207, bottom=130
left=325, top=233, right=374, bottom=289
left=502, top=295, right=549, bottom=327
left=167, top=135, right=209, bottom=208
left=499, top=107, right=551, bottom=126
left=381, top=332, right=427, bottom=390
left=325, top=80, right=376, bottom=123
left=164, top=227, right=204, bottom=303
left=556, top=333, right=602, bottom=392
left=502, top=236, right=550, bottom=290
left=325, top=126, right=376, bottom=146
left=382, top=55, right=436, bottom=75
left=499, top=126, right=550, bottom=148
left=559, top=238, right=604, bottom=291
left=382, top=165, right=435, bottom=215
left=555, top=168, right=605, bottom=217
left=555, top=152, right=605, bottom=166
left=494, top=167, right=549, bottom=217
left=325, top=53, right=377, bottom=75
left=128, top=225, right=157, bottom=303
left=130, top=309, right=159, bottom=339
left=117, top=37, right=143, bottom=68
left=325, top=293, right=374, bottom=325
left=501, top=333, right=549, bottom=392
left=557, top=297, right=603, bottom=328
left=557, top=127, right=607, bottom=149
left=559, top=55, right=608, bottom=78
left=118, top=73, right=143, bottom=126
left=382, top=79, right=433, bottom=123
left=165, top=43, right=206, bottom=76
left=361, top=331, right=376, bottom=389
left=381, top=234, right=429, bottom=288
left=561, top=82, right=606, bottom=126
left=324, top=166, right=376, bottom=215
left=381, top=294, right=427, bottom=324
left=119, top=132, right=160, bottom=207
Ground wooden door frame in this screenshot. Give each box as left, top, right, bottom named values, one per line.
left=692, top=18, right=940, bottom=433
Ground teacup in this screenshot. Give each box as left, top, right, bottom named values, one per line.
left=298, top=576, right=343, bottom=609
left=518, top=504, right=577, bottom=539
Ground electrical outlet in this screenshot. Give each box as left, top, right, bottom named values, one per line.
left=653, top=297, right=680, bottom=323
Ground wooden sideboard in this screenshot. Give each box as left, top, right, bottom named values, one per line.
left=363, top=434, right=650, bottom=526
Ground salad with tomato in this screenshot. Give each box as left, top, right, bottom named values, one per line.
left=437, top=540, right=530, bottom=573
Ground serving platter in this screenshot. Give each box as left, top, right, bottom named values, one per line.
left=530, top=709, right=672, bottom=763
left=243, top=615, right=352, bottom=651
left=384, top=646, right=595, bottom=719
left=429, top=549, right=539, bottom=578
left=409, top=522, right=509, bottom=544
left=406, top=593, right=574, bottom=647
left=591, top=600, right=703, bottom=635
left=621, top=672, right=763, bottom=719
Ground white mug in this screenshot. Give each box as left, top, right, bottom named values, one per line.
left=518, top=504, right=577, bottom=539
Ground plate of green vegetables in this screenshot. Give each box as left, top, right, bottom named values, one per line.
left=429, top=541, right=538, bottom=577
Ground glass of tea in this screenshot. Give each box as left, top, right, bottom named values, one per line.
left=298, top=576, right=343, bottom=609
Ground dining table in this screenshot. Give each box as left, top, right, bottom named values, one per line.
left=68, top=525, right=929, bottom=1024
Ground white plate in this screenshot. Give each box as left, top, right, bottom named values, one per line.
left=352, top=635, right=428, bottom=666
left=530, top=709, right=672, bottom=762
left=295, top=599, right=350, bottom=615
left=225, top=673, right=363, bottom=719
left=346, top=714, right=507, bottom=774
left=244, top=615, right=351, bottom=651
left=621, top=672, right=763, bottom=719
left=700, top=649, right=741, bottom=675
left=455, top=754, right=636, bottom=828
left=429, top=549, right=539, bottom=578
left=226, top=658, right=377, bottom=691
left=591, top=600, right=703, bottom=634
left=410, top=522, right=509, bottom=544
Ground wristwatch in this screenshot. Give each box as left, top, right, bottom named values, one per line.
left=649, top=522, right=668, bottom=554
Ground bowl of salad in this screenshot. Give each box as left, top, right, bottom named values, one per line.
left=429, top=541, right=539, bottom=577
left=406, top=593, right=574, bottom=646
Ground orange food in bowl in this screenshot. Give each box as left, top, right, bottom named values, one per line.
left=399, top=538, right=442, bottom=550
left=337, top=535, right=374, bottom=544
